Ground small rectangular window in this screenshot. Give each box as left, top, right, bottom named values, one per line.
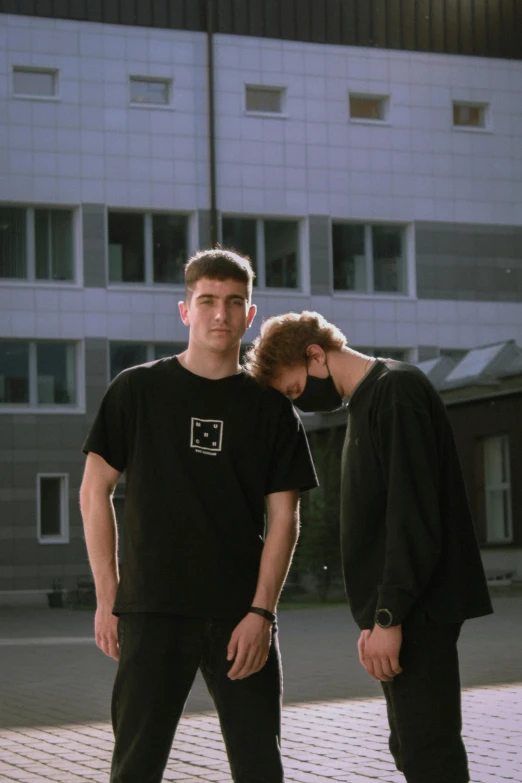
left=453, top=102, right=487, bottom=128
left=38, top=474, right=69, bottom=543
left=108, top=212, right=145, bottom=283
left=110, top=343, right=148, bottom=380
left=332, top=223, right=407, bottom=295
left=265, top=220, right=299, bottom=289
left=152, top=214, right=188, bottom=284
left=245, top=86, right=284, bottom=114
left=13, top=67, right=57, bottom=97
left=0, top=341, right=29, bottom=404
left=484, top=435, right=513, bottom=544
left=130, top=77, right=171, bottom=106
left=221, top=217, right=258, bottom=283
left=349, top=94, right=387, bottom=121
left=0, top=207, right=27, bottom=279
left=35, top=209, right=74, bottom=281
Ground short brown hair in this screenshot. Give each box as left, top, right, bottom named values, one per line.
left=245, top=311, right=346, bottom=386
left=185, top=248, right=255, bottom=301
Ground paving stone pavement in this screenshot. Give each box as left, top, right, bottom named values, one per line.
left=0, top=590, right=521, bottom=782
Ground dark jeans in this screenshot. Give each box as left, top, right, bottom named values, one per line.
left=110, top=613, right=284, bottom=783
left=381, top=612, right=469, bottom=783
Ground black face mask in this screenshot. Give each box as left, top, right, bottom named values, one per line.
left=293, top=365, right=344, bottom=413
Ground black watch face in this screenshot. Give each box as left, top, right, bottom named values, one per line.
left=377, top=608, right=393, bottom=627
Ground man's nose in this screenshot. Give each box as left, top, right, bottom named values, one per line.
left=214, top=303, right=227, bottom=321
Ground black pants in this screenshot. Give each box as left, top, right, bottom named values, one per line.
left=381, top=613, right=469, bottom=783
left=110, top=613, right=284, bottom=783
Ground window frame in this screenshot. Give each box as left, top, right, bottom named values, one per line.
left=349, top=92, right=390, bottom=124
left=244, top=84, right=287, bottom=118
left=0, top=204, right=80, bottom=285
left=37, top=473, right=69, bottom=544
left=484, top=434, right=513, bottom=545
left=331, top=220, right=414, bottom=299
left=219, top=215, right=306, bottom=292
left=452, top=101, right=490, bottom=132
left=129, top=75, right=173, bottom=109
left=0, top=339, right=84, bottom=414
left=106, top=209, right=195, bottom=289
left=12, top=65, right=59, bottom=100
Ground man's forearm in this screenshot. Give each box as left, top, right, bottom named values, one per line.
left=80, top=490, right=119, bottom=605
left=251, top=514, right=299, bottom=614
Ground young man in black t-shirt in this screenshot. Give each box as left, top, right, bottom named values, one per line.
left=80, top=251, right=317, bottom=783
left=246, top=310, right=493, bottom=783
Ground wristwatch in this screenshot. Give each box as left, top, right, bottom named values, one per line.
left=375, top=608, right=394, bottom=628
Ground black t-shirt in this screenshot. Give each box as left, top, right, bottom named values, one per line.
left=341, top=359, right=493, bottom=630
left=83, top=357, right=318, bottom=618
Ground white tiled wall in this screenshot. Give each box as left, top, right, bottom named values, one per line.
left=1, top=13, right=522, bottom=353
left=1, top=14, right=521, bottom=221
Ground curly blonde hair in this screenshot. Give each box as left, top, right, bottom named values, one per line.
left=244, top=311, right=346, bottom=386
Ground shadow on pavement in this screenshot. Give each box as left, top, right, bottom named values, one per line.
left=0, top=590, right=521, bottom=729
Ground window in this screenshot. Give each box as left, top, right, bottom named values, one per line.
left=484, top=435, right=513, bottom=544
left=221, top=216, right=300, bottom=289
left=349, top=94, right=387, bottom=121
left=130, top=77, right=171, bottom=106
left=0, top=206, right=74, bottom=281
left=13, top=66, right=57, bottom=97
left=0, top=341, right=78, bottom=408
left=453, top=102, right=487, bottom=129
left=110, top=342, right=187, bottom=380
left=222, top=217, right=258, bottom=283
left=108, top=211, right=189, bottom=285
left=245, top=86, right=285, bottom=114
left=332, top=223, right=406, bottom=295
left=37, top=474, right=69, bottom=543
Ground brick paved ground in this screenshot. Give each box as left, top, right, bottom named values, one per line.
left=0, top=589, right=521, bottom=782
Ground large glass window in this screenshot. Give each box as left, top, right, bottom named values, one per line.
left=35, top=209, right=73, bottom=281
left=221, top=217, right=258, bottom=282
left=0, top=207, right=26, bottom=279
left=110, top=343, right=148, bottom=380
left=108, top=212, right=145, bottom=283
left=265, top=220, right=298, bottom=289
left=108, top=211, right=189, bottom=285
left=152, top=214, right=187, bottom=284
left=0, top=206, right=74, bottom=281
left=332, top=224, right=366, bottom=292
left=0, top=341, right=78, bottom=408
left=333, top=223, right=407, bottom=295
left=110, top=342, right=187, bottom=379
left=484, top=435, right=513, bottom=544
left=37, top=343, right=76, bottom=404
left=0, top=342, right=29, bottom=403
left=372, top=226, right=405, bottom=293
left=221, top=216, right=300, bottom=290
left=37, top=474, right=69, bottom=543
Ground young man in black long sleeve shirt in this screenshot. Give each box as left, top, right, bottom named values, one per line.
left=246, top=310, right=493, bottom=783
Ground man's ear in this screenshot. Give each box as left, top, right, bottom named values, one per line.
left=179, top=300, right=190, bottom=327
left=246, top=303, right=257, bottom=328
left=306, top=344, right=326, bottom=365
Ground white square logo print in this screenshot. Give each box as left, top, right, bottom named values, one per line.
left=191, top=418, right=223, bottom=452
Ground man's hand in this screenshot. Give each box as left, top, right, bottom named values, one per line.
left=94, top=602, right=119, bottom=661
left=359, top=625, right=403, bottom=682
left=227, top=613, right=273, bottom=680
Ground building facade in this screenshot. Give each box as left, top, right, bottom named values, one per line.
left=1, top=1, right=521, bottom=598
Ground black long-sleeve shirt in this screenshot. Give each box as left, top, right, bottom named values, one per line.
left=341, top=359, right=493, bottom=629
